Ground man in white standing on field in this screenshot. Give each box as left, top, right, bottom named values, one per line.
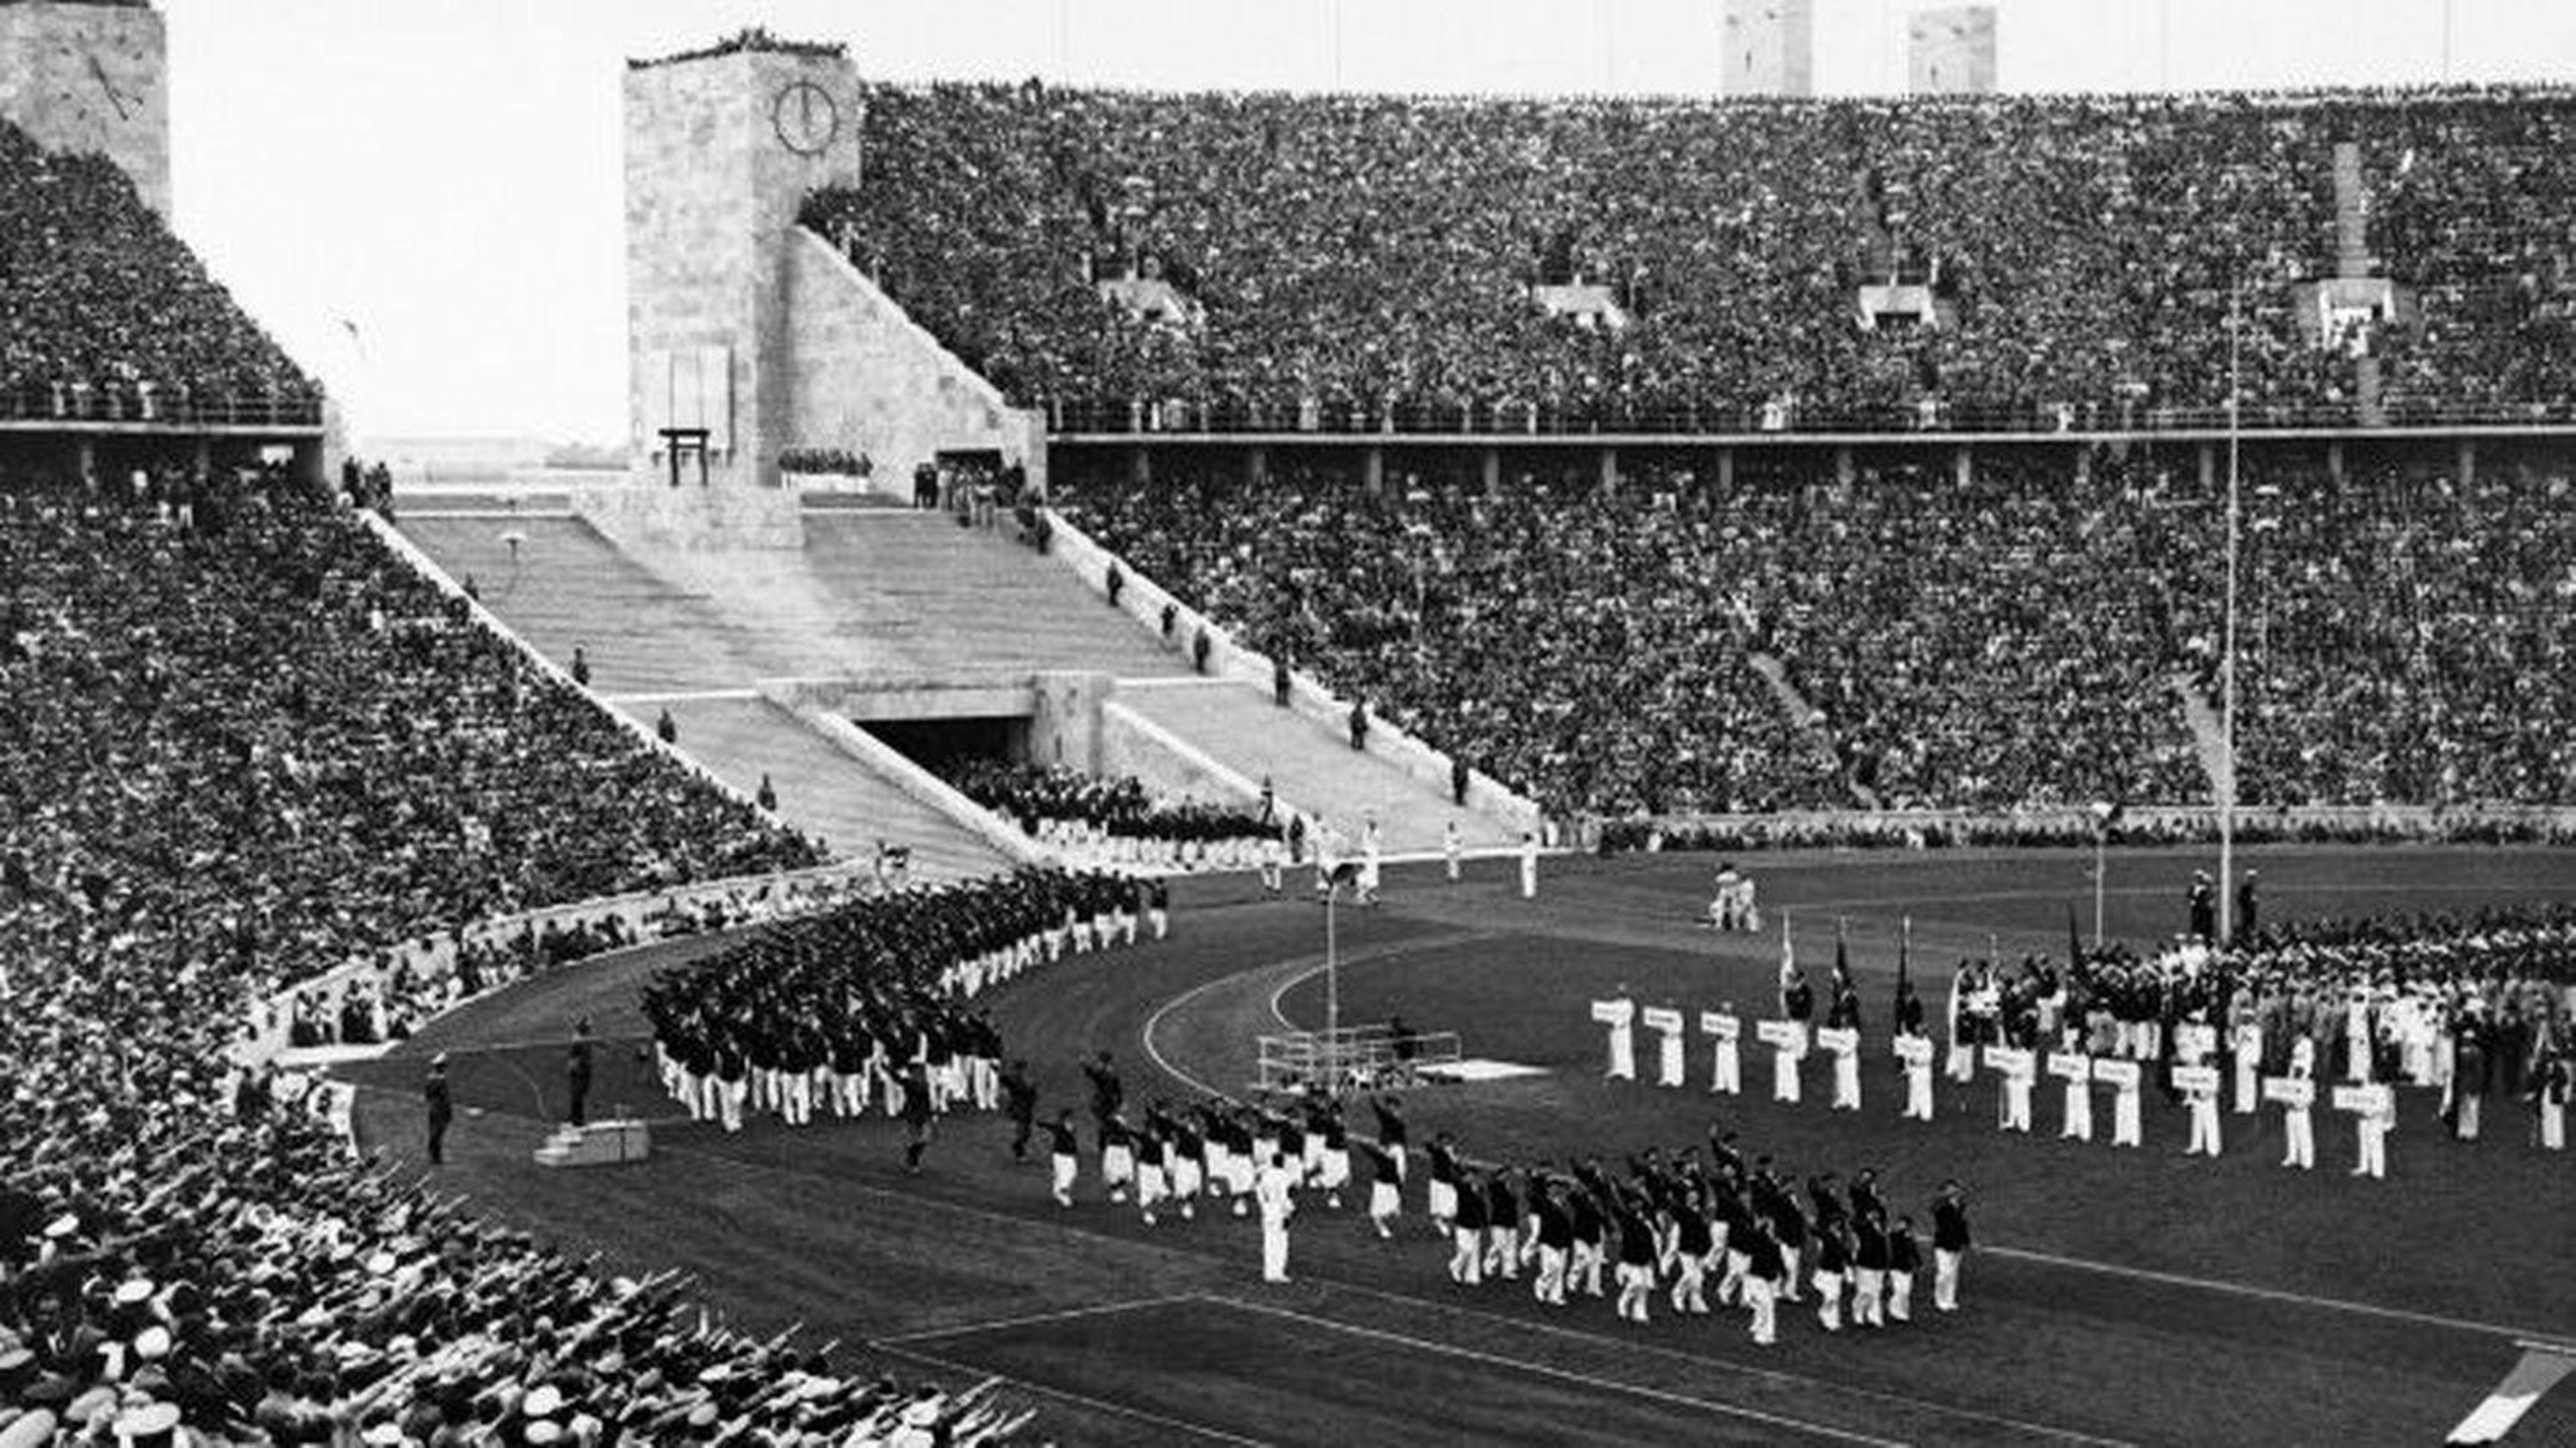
left=1443, top=819, right=1463, bottom=882
left=1256, top=1149, right=1296, bottom=1284
left=1518, top=831, right=1539, bottom=898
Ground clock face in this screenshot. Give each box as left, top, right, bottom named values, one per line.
left=772, top=81, right=839, bottom=156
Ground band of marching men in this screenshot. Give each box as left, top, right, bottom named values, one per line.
left=1592, top=885, right=2575, bottom=1168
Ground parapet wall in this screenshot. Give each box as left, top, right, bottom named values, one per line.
left=784, top=230, right=1047, bottom=488
left=0, top=2, right=169, bottom=217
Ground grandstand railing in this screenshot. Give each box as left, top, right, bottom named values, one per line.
left=1586, top=802, right=2576, bottom=854
left=1045, top=395, right=2576, bottom=440
left=242, top=859, right=877, bottom=1066
left=1, top=381, right=325, bottom=429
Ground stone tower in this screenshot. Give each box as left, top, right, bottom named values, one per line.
left=623, top=38, right=863, bottom=494
left=1721, top=0, right=1815, bottom=99
left=1909, top=5, right=1998, bottom=96
left=0, top=1, right=170, bottom=217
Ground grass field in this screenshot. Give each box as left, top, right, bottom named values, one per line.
left=342, top=843, right=2576, bottom=1446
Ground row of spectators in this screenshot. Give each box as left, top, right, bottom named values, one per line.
left=0, top=122, right=315, bottom=421
left=1057, top=446, right=2575, bottom=821
left=0, top=472, right=1026, bottom=1444
left=811, top=81, right=2576, bottom=427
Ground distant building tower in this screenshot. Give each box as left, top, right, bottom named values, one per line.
left=0, top=1, right=170, bottom=216
left=1721, top=0, right=1815, bottom=99
left=1909, top=5, right=1998, bottom=95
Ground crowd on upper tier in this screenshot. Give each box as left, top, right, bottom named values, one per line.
left=0, top=123, right=315, bottom=423
left=810, top=81, right=2576, bottom=428
left=1058, top=446, right=2576, bottom=821
left=0, top=468, right=1030, bottom=1444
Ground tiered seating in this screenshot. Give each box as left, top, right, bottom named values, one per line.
left=0, top=479, right=1027, bottom=1443
left=1061, top=450, right=2575, bottom=820
left=0, top=121, right=316, bottom=423
left=811, top=83, right=2576, bottom=429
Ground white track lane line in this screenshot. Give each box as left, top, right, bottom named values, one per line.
left=871, top=1339, right=1275, bottom=1446
left=880, top=1292, right=1212, bottom=1345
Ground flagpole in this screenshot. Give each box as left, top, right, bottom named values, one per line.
left=2220, top=280, right=2243, bottom=947
left=1326, top=881, right=1340, bottom=1086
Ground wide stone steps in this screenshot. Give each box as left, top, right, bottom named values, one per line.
left=633, top=696, right=1013, bottom=880
left=1116, top=680, right=1519, bottom=856
left=396, top=515, right=761, bottom=694
left=801, top=513, right=1197, bottom=678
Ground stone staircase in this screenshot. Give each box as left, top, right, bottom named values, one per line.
left=534, top=1119, right=651, bottom=1168
left=800, top=513, right=1196, bottom=678
left=621, top=694, right=1014, bottom=881
left=1115, top=678, right=1517, bottom=856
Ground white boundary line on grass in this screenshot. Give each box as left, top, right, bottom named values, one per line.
left=880, top=1292, right=1210, bottom=1345
left=870, top=1339, right=1275, bottom=1446
left=1984, top=1245, right=2569, bottom=1343
left=1206, top=1292, right=1909, bottom=1447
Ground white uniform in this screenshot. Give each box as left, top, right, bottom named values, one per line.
left=2061, top=1069, right=2094, bottom=1142
left=1772, top=1031, right=1803, bottom=1104
left=1714, top=1027, right=1743, bottom=1096
left=2111, top=1074, right=2143, bottom=1147
left=2282, top=1039, right=2316, bottom=1170
left=1902, top=1038, right=1934, bottom=1121
left=2186, top=1075, right=2223, bottom=1157
left=1602, top=998, right=1636, bottom=1081
left=1443, top=823, right=1462, bottom=882
left=1256, top=1159, right=1295, bottom=1282
left=1518, top=835, right=1539, bottom=898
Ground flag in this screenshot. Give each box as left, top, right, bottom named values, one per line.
left=1897, top=915, right=1911, bottom=994
left=1833, top=917, right=1850, bottom=987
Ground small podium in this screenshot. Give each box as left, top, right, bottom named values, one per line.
left=535, top=1119, right=652, bottom=1168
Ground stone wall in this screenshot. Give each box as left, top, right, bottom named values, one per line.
left=0, top=3, right=169, bottom=217
left=623, top=50, right=862, bottom=492
left=782, top=230, right=1046, bottom=484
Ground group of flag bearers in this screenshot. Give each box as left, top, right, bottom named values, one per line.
left=1595, top=911, right=2407, bottom=1176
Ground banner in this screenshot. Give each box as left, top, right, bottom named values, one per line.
left=1592, top=998, right=1634, bottom=1026
left=2047, top=1051, right=2093, bottom=1082
left=1984, top=1045, right=2035, bottom=1079
left=1756, top=1020, right=1808, bottom=1053
left=2263, top=1077, right=2317, bottom=1107
left=2172, top=1064, right=2221, bottom=1096
left=1702, top=1011, right=1741, bottom=1041
left=2092, top=1058, right=2142, bottom=1090
left=1817, top=1027, right=1859, bottom=1054
left=2334, top=1083, right=2392, bottom=1116
left=1642, top=1006, right=1684, bottom=1035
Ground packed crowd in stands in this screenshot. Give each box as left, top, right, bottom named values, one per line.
left=936, top=760, right=1271, bottom=868
left=0, top=466, right=1030, bottom=1444
left=0, top=123, right=316, bottom=423
left=1059, top=443, right=2576, bottom=823
left=812, top=81, right=2576, bottom=429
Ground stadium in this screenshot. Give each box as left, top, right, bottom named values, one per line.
left=1, top=1, right=2571, bottom=1444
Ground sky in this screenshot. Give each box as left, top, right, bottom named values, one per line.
left=155, top=0, right=2576, bottom=446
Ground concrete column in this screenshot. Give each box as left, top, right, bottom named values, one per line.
left=1129, top=445, right=1151, bottom=487
left=1599, top=446, right=1619, bottom=495
left=2072, top=443, right=2092, bottom=487
left=2457, top=438, right=2477, bottom=488
left=2326, top=439, right=2345, bottom=487
left=76, top=439, right=97, bottom=490
left=1717, top=446, right=1735, bottom=493
left=1834, top=445, right=1855, bottom=488
left=1953, top=444, right=1973, bottom=489
left=1362, top=446, right=1385, bottom=495
left=1480, top=446, right=1501, bottom=495
left=1245, top=445, right=1269, bottom=488
left=2198, top=443, right=2216, bottom=491
left=193, top=436, right=213, bottom=476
